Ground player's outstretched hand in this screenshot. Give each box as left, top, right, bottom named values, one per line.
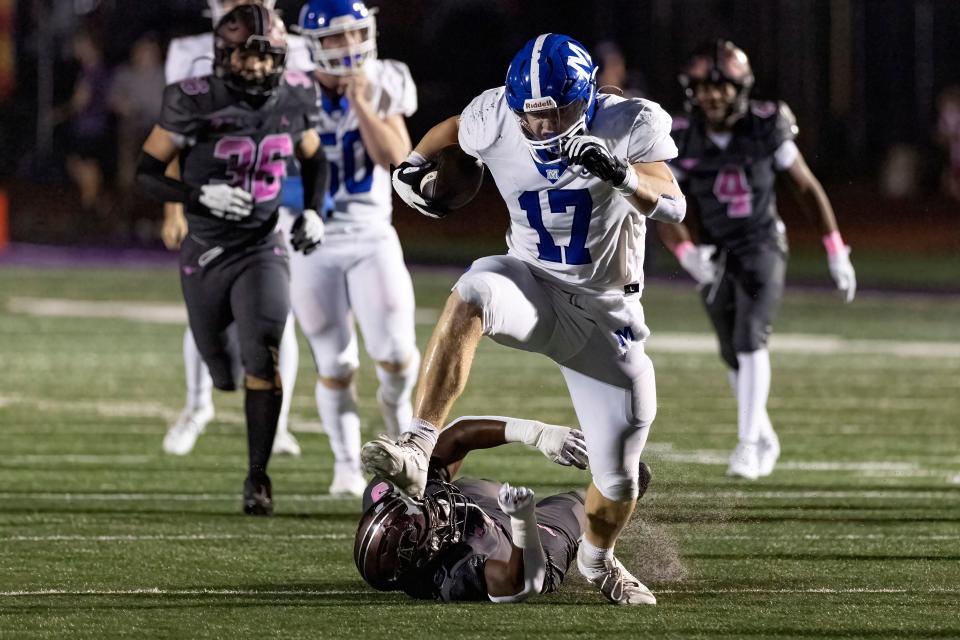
left=291, top=209, right=325, bottom=255
left=828, top=246, right=857, bottom=303
left=562, top=135, right=628, bottom=185
left=198, top=183, right=253, bottom=221
left=536, top=424, right=589, bottom=469
left=498, top=483, right=535, bottom=517
left=391, top=161, right=447, bottom=219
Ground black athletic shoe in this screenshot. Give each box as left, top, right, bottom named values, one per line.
left=243, top=472, right=273, bottom=516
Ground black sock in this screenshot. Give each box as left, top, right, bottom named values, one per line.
left=245, top=388, right=282, bottom=476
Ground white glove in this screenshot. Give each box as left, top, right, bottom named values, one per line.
left=504, top=419, right=589, bottom=469
left=827, top=246, right=857, bottom=303
left=198, top=183, right=253, bottom=221
left=497, top=483, right=536, bottom=518
left=290, top=208, right=324, bottom=255
left=676, top=243, right=717, bottom=287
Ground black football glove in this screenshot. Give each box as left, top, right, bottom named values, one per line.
left=562, top=135, right=629, bottom=185
left=391, top=161, right=448, bottom=219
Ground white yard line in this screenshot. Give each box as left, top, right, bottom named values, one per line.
left=2, top=533, right=349, bottom=542
left=0, top=493, right=355, bottom=502
left=8, top=297, right=960, bottom=358
left=0, top=587, right=957, bottom=598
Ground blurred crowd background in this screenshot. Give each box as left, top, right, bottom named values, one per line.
left=0, top=0, right=957, bottom=278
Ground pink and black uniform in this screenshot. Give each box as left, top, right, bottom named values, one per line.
left=360, top=476, right=585, bottom=603
left=157, top=71, right=319, bottom=391
left=670, top=100, right=798, bottom=368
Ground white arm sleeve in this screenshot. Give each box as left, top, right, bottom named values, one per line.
left=458, top=87, right=506, bottom=160
left=286, top=35, right=316, bottom=73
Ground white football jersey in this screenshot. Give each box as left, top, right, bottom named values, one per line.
left=458, top=88, right=677, bottom=294
left=316, top=59, right=417, bottom=227
left=164, top=32, right=314, bottom=84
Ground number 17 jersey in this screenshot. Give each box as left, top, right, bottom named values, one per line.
left=458, top=88, right=677, bottom=294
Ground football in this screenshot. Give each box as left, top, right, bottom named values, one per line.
left=418, top=144, right=484, bottom=211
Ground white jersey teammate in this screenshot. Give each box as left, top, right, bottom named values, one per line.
left=364, top=34, right=686, bottom=605
left=287, top=0, right=420, bottom=496
left=160, top=0, right=313, bottom=458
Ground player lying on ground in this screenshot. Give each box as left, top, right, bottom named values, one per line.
left=660, top=40, right=857, bottom=480
left=137, top=5, right=327, bottom=515
left=356, top=415, right=654, bottom=602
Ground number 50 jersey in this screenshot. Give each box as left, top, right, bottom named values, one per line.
left=316, top=59, right=416, bottom=229
left=458, top=89, right=677, bottom=294
left=160, top=71, right=320, bottom=247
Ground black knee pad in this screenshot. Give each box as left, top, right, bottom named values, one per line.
left=207, top=356, right=239, bottom=391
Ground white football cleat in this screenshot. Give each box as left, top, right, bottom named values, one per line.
left=757, top=429, right=780, bottom=477
left=727, top=441, right=760, bottom=480
left=271, top=429, right=302, bottom=457
left=328, top=463, right=366, bottom=497
left=360, top=433, right=428, bottom=497
left=577, top=555, right=657, bottom=606
left=163, top=405, right=214, bottom=456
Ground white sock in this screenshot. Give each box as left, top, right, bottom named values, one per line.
left=736, top=349, right=771, bottom=444
left=183, top=328, right=213, bottom=412
left=315, top=382, right=361, bottom=472
left=376, top=351, right=420, bottom=437
left=577, top=538, right=614, bottom=576
left=276, top=313, right=299, bottom=435
left=407, top=417, right=439, bottom=453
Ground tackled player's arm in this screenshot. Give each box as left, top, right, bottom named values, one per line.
left=431, top=417, right=588, bottom=480
left=485, top=484, right=546, bottom=603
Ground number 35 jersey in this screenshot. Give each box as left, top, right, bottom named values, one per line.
left=160, top=71, right=320, bottom=247
left=458, top=88, right=677, bottom=294
left=315, top=59, right=417, bottom=229
left=670, top=101, right=799, bottom=256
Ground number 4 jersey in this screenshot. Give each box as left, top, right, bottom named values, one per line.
left=458, top=88, right=677, bottom=294
left=160, top=71, right=320, bottom=247
left=670, top=101, right=799, bottom=255
left=315, top=59, right=416, bottom=230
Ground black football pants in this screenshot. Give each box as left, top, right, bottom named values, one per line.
left=701, top=243, right=787, bottom=370
left=179, top=232, right=290, bottom=391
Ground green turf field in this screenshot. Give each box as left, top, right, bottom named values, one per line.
left=1, top=266, right=958, bottom=639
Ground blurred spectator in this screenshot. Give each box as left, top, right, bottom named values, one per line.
left=62, top=30, right=111, bottom=215
left=935, top=86, right=960, bottom=201
left=594, top=40, right=647, bottom=99
left=108, top=35, right=165, bottom=209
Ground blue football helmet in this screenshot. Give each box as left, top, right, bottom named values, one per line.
left=505, top=33, right=598, bottom=164
left=298, top=0, right=378, bottom=75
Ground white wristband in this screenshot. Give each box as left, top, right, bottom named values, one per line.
left=503, top=417, right=544, bottom=446
left=646, top=193, right=687, bottom=223
left=614, top=166, right=639, bottom=195
left=509, top=511, right=537, bottom=549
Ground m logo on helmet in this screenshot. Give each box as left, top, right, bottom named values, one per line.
left=566, top=43, right=593, bottom=81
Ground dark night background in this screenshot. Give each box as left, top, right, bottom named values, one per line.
left=0, top=0, right=958, bottom=269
